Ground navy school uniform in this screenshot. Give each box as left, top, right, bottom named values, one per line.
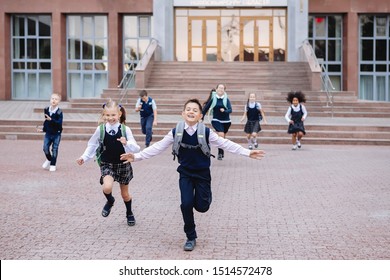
left=287, top=104, right=306, bottom=135
left=172, top=126, right=212, bottom=241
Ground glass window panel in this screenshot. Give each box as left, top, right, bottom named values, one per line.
left=83, top=16, right=93, bottom=38
left=39, top=39, right=51, bottom=59
left=95, top=16, right=107, bottom=38
left=13, top=73, right=26, bottom=98
left=175, top=17, right=188, bottom=61
left=328, top=16, right=336, bottom=38
left=314, top=40, right=326, bottom=59
left=38, top=16, right=51, bottom=37
left=375, top=64, right=387, bottom=72
left=124, top=39, right=138, bottom=60
left=359, top=75, right=373, bottom=100
left=69, top=73, right=81, bottom=98
left=361, top=40, right=373, bottom=60
left=95, top=61, right=107, bottom=71
left=189, top=9, right=220, bottom=16
left=39, top=73, right=52, bottom=98
left=124, top=16, right=137, bottom=37
left=273, top=16, right=285, bottom=51
left=328, top=40, right=341, bottom=61
left=376, top=76, right=386, bottom=101
left=328, top=64, right=341, bottom=72
left=95, top=73, right=107, bottom=95
left=27, top=17, right=37, bottom=36
left=138, top=39, right=150, bottom=58
left=221, top=16, right=239, bottom=62
left=95, top=39, right=107, bottom=59
left=360, top=64, right=373, bottom=72
left=40, top=62, right=51, bottom=69
left=175, top=9, right=188, bottom=16
left=191, top=48, right=202, bottom=61
left=28, top=73, right=37, bottom=97
left=83, top=63, right=93, bottom=70
left=361, top=16, right=374, bottom=37
left=27, top=39, right=37, bottom=59
left=139, top=17, right=150, bottom=37
left=376, top=17, right=387, bottom=37
left=329, top=76, right=341, bottom=91
left=375, top=39, right=387, bottom=61
left=257, top=20, right=270, bottom=47
left=13, top=62, right=24, bottom=69
left=68, top=39, right=80, bottom=59
left=315, top=17, right=326, bottom=37
left=27, top=62, right=37, bottom=69
left=83, top=74, right=94, bottom=97
left=13, top=38, right=25, bottom=59
left=259, top=48, right=269, bottom=61
left=82, top=40, right=93, bottom=59
left=244, top=47, right=255, bottom=61
left=68, top=16, right=81, bottom=38
left=243, top=20, right=254, bottom=47
left=68, top=62, right=80, bottom=70
left=206, top=48, right=217, bottom=61
left=13, top=16, right=25, bottom=36
left=206, top=20, right=217, bottom=46
left=191, top=20, right=202, bottom=46
left=308, top=16, right=313, bottom=38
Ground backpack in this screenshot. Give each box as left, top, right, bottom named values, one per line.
left=172, top=121, right=213, bottom=160
left=95, top=123, right=127, bottom=166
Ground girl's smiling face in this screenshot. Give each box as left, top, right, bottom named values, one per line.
left=103, top=106, right=121, bottom=125
left=182, top=102, right=203, bottom=126
left=249, top=93, right=256, bottom=102
left=292, top=97, right=299, bottom=107
left=216, top=84, right=225, bottom=96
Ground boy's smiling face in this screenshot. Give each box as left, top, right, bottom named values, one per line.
left=182, top=102, right=203, bottom=126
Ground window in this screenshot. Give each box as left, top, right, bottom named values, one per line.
left=359, top=15, right=390, bottom=101
left=11, top=15, right=52, bottom=100
left=308, top=15, right=343, bottom=91
left=67, top=15, right=108, bottom=98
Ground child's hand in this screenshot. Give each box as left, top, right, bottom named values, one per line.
left=301, top=117, right=305, bottom=121
left=117, top=137, right=127, bottom=145
left=153, top=120, right=158, bottom=126
left=44, top=114, right=51, bottom=121
left=220, top=108, right=225, bottom=112
left=120, top=153, right=135, bottom=163
left=76, top=158, right=84, bottom=165
left=249, top=150, right=265, bottom=160
left=240, top=117, right=244, bottom=123
left=289, top=120, right=294, bottom=124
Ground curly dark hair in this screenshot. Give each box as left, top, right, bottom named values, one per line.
left=286, top=91, right=306, bottom=103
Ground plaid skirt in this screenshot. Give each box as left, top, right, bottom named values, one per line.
left=100, top=161, right=133, bottom=185
left=244, top=120, right=261, bottom=134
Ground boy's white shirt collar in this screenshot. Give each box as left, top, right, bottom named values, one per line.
left=49, top=106, right=58, bottom=114
left=184, top=122, right=198, bottom=135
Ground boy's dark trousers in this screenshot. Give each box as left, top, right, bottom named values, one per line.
left=177, top=165, right=212, bottom=241
left=43, top=133, right=61, bottom=166
left=140, top=114, right=154, bottom=146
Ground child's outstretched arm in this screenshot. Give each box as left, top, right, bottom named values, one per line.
left=249, top=150, right=265, bottom=160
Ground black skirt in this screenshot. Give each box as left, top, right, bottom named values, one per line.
left=287, top=122, right=306, bottom=134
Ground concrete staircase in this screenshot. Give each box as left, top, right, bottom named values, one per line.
left=1, top=61, right=390, bottom=145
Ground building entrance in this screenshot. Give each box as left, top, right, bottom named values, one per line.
left=175, top=8, right=286, bottom=62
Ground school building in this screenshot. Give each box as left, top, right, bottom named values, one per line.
left=0, top=0, right=389, bottom=102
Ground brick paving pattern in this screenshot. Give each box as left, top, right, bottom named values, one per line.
left=1, top=139, right=390, bottom=260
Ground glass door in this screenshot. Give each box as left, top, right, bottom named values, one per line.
left=240, top=17, right=273, bottom=61
left=188, top=17, right=221, bottom=61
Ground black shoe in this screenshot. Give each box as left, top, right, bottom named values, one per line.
left=101, top=201, right=114, bottom=217
left=184, top=239, right=196, bottom=251
left=99, top=176, right=103, bottom=185
left=217, top=154, right=223, bottom=160
left=127, top=214, right=136, bottom=226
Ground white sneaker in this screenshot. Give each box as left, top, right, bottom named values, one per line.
left=42, top=160, right=50, bottom=169
left=248, top=144, right=253, bottom=150
left=49, top=165, right=56, bottom=172
left=292, top=145, right=297, bottom=150
left=296, top=141, right=301, bottom=148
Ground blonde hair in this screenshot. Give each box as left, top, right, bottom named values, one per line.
left=99, top=99, right=126, bottom=125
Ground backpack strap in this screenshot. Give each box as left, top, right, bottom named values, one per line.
left=120, top=124, right=127, bottom=140
left=172, top=121, right=185, bottom=160
left=196, top=122, right=211, bottom=158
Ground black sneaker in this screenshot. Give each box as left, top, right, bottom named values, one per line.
left=99, top=176, right=103, bottom=185
left=127, top=214, right=136, bottom=226
left=183, top=239, right=196, bottom=251
left=101, top=201, right=114, bottom=217
left=217, top=154, right=223, bottom=160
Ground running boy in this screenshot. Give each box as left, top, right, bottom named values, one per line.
left=41, top=92, right=63, bottom=172
left=120, top=99, right=265, bottom=251
left=135, top=90, right=158, bottom=148
left=76, top=100, right=140, bottom=226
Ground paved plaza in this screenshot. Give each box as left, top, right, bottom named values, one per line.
left=1, top=139, right=390, bottom=260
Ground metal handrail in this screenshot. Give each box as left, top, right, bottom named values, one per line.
left=118, top=38, right=158, bottom=104
left=301, top=39, right=335, bottom=117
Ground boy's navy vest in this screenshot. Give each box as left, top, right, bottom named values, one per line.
left=172, top=125, right=211, bottom=170
left=139, top=97, right=154, bottom=118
